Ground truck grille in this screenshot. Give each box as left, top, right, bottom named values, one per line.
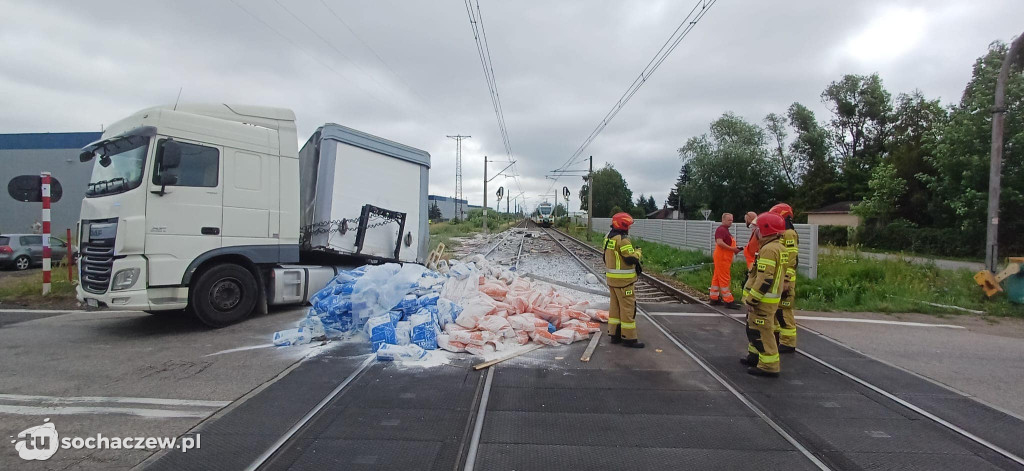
left=81, top=240, right=115, bottom=294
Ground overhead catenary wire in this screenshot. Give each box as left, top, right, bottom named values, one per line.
left=544, top=0, right=718, bottom=197
left=463, top=0, right=529, bottom=211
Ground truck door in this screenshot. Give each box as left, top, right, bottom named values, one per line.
left=145, top=137, right=223, bottom=286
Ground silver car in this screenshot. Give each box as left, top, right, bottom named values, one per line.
left=0, top=234, right=73, bottom=271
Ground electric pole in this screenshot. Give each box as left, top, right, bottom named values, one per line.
left=483, top=156, right=488, bottom=234
left=985, top=32, right=1024, bottom=272
left=447, top=135, right=470, bottom=221
left=587, top=155, right=594, bottom=239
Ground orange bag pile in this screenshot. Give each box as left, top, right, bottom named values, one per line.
left=437, top=263, right=609, bottom=356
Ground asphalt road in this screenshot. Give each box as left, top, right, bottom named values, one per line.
left=0, top=306, right=322, bottom=470
left=797, top=310, right=1024, bottom=419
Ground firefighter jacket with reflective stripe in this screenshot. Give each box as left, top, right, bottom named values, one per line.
left=604, top=232, right=639, bottom=288
left=782, top=228, right=799, bottom=283
left=743, top=234, right=784, bottom=316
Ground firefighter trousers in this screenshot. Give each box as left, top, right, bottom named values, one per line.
left=607, top=283, right=637, bottom=340
left=746, top=306, right=780, bottom=373
left=775, top=284, right=797, bottom=348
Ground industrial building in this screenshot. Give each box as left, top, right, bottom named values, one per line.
left=428, top=194, right=480, bottom=221
left=0, top=132, right=101, bottom=235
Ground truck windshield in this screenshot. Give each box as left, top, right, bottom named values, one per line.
left=86, top=135, right=150, bottom=197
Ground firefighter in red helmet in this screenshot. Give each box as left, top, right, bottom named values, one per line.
left=740, top=212, right=787, bottom=377
left=604, top=212, right=644, bottom=348
left=769, top=203, right=799, bottom=353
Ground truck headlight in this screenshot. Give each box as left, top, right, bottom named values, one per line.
left=111, top=268, right=140, bottom=291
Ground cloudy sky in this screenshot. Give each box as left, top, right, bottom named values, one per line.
left=2, top=0, right=1022, bottom=213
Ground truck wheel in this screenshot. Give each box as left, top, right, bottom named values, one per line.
left=190, top=264, right=258, bottom=327
left=14, top=256, right=31, bottom=271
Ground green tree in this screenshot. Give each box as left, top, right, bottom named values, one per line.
left=887, top=90, right=947, bottom=224
left=677, top=112, right=782, bottom=217
left=924, top=41, right=1024, bottom=254
left=764, top=112, right=799, bottom=190
left=428, top=201, right=442, bottom=220
left=853, top=163, right=906, bottom=222
left=821, top=73, right=894, bottom=199
left=788, top=102, right=841, bottom=212
left=635, top=193, right=658, bottom=216
left=580, top=163, right=634, bottom=217
left=666, top=162, right=692, bottom=212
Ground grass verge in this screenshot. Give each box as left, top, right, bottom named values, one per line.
left=577, top=229, right=1023, bottom=318
left=429, top=212, right=520, bottom=255
left=0, top=264, right=79, bottom=308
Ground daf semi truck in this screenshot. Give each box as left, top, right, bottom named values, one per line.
left=76, top=104, right=430, bottom=326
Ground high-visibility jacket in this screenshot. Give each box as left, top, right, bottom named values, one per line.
left=743, top=231, right=759, bottom=271
left=781, top=228, right=799, bottom=283
left=743, top=234, right=784, bottom=316
left=604, top=232, right=639, bottom=288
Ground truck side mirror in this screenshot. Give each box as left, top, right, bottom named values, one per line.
left=158, top=173, right=178, bottom=186
left=161, top=141, right=182, bottom=170
left=79, top=150, right=95, bottom=162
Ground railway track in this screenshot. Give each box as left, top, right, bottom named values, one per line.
left=545, top=226, right=1024, bottom=470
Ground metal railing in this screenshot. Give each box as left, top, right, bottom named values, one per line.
left=592, top=217, right=819, bottom=278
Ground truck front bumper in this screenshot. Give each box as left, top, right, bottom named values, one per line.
left=76, top=255, right=188, bottom=311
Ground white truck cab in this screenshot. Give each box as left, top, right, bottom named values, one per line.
left=78, top=104, right=430, bottom=326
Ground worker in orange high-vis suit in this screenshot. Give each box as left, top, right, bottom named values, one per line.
left=710, top=213, right=742, bottom=309
left=740, top=212, right=787, bottom=377
left=604, top=212, right=645, bottom=348
left=770, top=203, right=799, bottom=353
left=742, top=211, right=760, bottom=272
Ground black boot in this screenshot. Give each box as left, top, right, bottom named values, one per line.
left=746, top=367, right=779, bottom=378
left=779, top=345, right=796, bottom=354
left=622, top=339, right=646, bottom=348
left=724, top=301, right=742, bottom=310
left=739, top=353, right=758, bottom=367
left=608, top=326, right=622, bottom=344
left=709, top=299, right=723, bottom=306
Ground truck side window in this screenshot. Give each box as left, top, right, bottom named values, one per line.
left=153, top=139, right=220, bottom=187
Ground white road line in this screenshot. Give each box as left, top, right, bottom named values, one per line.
left=0, top=394, right=229, bottom=407
left=0, top=404, right=212, bottom=418
left=650, top=312, right=965, bottom=329
left=205, top=344, right=276, bottom=357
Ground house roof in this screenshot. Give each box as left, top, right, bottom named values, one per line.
left=646, top=208, right=676, bottom=219
left=806, top=201, right=860, bottom=214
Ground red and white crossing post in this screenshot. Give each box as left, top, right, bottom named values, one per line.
left=41, top=172, right=51, bottom=295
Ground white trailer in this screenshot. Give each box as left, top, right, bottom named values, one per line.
left=75, top=104, right=430, bottom=326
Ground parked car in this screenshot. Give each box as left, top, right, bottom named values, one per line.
left=0, top=234, right=75, bottom=271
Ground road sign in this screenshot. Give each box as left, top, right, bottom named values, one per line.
left=8, top=175, right=63, bottom=203
left=701, top=209, right=711, bottom=220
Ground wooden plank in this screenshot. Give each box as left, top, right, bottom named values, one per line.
left=472, top=344, right=543, bottom=370
left=580, top=330, right=602, bottom=362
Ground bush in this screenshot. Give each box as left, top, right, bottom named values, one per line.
left=854, top=219, right=984, bottom=258
left=818, top=225, right=850, bottom=246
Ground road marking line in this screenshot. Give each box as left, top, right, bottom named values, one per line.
left=204, top=344, right=276, bottom=356
left=0, top=404, right=211, bottom=418
left=0, top=394, right=229, bottom=407
left=650, top=312, right=966, bottom=329
left=0, top=309, right=84, bottom=314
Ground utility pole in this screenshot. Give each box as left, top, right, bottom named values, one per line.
left=483, top=156, right=488, bottom=234
left=447, top=135, right=470, bottom=221
left=507, top=191, right=510, bottom=218
left=587, top=155, right=594, bottom=239
left=985, top=32, right=1024, bottom=272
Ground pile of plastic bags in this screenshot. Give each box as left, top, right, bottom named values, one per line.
left=437, top=254, right=608, bottom=357
left=272, top=254, right=609, bottom=361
